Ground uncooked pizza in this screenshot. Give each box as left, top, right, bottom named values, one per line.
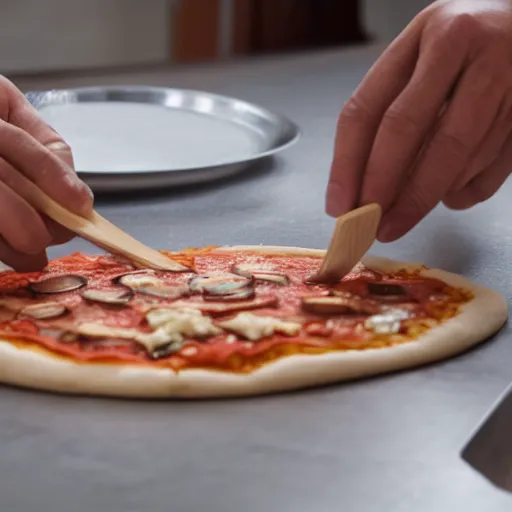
left=0, top=245, right=506, bottom=398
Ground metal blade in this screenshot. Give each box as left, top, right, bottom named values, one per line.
left=461, top=384, right=512, bottom=492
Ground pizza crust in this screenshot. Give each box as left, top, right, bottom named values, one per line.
left=0, top=246, right=507, bottom=398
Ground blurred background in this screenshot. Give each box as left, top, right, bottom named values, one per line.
left=0, top=0, right=434, bottom=77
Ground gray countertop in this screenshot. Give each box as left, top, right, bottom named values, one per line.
left=4, top=43, right=512, bottom=511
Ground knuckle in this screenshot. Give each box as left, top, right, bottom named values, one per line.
left=401, top=185, right=435, bottom=218
left=338, top=95, right=373, bottom=126
left=0, top=122, right=28, bottom=153
left=381, top=106, right=421, bottom=137
left=0, top=159, right=15, bottom=189
left=448, top=12, right=485, bottom=43
left=29, top=148, right=56, bottom=181
left=430, top=130, right=471, bottom=163
left=409, top=187, right=432, bottom=214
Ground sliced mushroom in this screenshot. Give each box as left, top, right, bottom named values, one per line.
left=114, top=271, right=158, bottom=288
left=82, top=288, right=133, bottom=305
left=301, top=296, right=378, bottom=315
left=203, top=287, right=255, bottom=302
left=137, top=284, right=188, bottom=300
left=61, top=332, right=79, bottom=343
left=116, top=272, right=188, bottom=300
left=231, top=264, right=289, bottom=285
left=189, top=272, right=251, bottom=295
left=231, top=263, right=264, bottom=278
left=364, top=308, right=409, bottom=335
left=367, top=282, right=406, bottom=296
left=38, top=328, right=77, bottom=342
left=254, top=273, right=289, bottom=286
left=170, top=296, right=278, bottom=316
left=149, top=340, right=185, bottom=360
left=19, top=302, right=67, bottom=320
left=29, top=275, right=87, bottom=295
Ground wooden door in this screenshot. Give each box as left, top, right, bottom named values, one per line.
left=172, top=0, right=366, bottom=63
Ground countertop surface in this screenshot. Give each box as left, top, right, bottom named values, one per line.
left=4, top=43, right=512, bottom=511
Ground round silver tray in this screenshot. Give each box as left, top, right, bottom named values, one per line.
left=26, top=86, right=300, bottom=193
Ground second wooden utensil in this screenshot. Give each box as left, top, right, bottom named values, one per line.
left=18, top=173, right=190, bottom=272
left=312, top=203, right=382, bottom=283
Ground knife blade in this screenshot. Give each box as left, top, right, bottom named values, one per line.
left=461, top=384, right=512, bottom=492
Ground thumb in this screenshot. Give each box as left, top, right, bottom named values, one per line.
left=1, top=77, right=94, bottom=216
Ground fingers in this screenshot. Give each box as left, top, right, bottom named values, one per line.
left=0, top=156, right=73, bottom=253
left=0, top=76, right=93, bottom=216
left=43, top=217, right=74, bottom=246
left=443, top=133, right=512, bottom=210
left=0, top=238, right=48, bottom=272
left=377, top=57, right=506, bottom=242
left=0, top=179, right=52, bottom=255
left=325, top=16, right=425, bottom=217
left=359, top=26, right=470, bottom=211
left=450, top=89, right=512, bottom=191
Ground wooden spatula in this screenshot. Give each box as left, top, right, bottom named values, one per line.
left=17, top=173, right=189, bottom=272
left=311, top=203, right=382, bottom=283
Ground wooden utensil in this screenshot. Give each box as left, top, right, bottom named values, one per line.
left=311, top=203, right=382, bottom=283
left=18, top=174, right=189, bottom=272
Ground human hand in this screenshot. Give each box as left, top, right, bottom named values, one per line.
left=0, top=76, right=93, bottom=271
left=326, top=0, right=512, bottom=241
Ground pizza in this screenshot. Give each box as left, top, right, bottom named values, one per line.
left=0, top=245, right=506, bottom=398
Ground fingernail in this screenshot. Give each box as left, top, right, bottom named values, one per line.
left=84, top=183, right=94, bottom=202
left=326, top=181, right=350, bottom=217
left=82, top=184, right=95, bottom=214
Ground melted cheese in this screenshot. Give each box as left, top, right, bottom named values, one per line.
left=78, top=308, right=222, bottom=354
left=146, top=308, right=222, bottom=339
left=217, top=312, right=301, bottom=341
left=77, top=322, right=181, bottom=353
left=364, top=308, right=409, bottom=335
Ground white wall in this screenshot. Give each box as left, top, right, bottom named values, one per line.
left=363, top=0, right=434, bottom=41
left=0, top=0, right=172, bottom=74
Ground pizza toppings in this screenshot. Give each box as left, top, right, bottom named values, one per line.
left=217, top=312, right=301, bottom=341
left=82, top=288, right=133, bottom=305
left=203, top=287, right=255, bottom=301
left=145, top=308, right=222, bottom=339
left=0, top=249, right=473, bottom=372
left=29, top=275, right=87, bottom=294
left=367, top=282, right=405, bottom=296
left=232, top=264, right=290, bottom=286
left=116, top=272, right=188, bottom=299
left=77, top=322, right=181, bottom=354
left=364, top=308, right=410, bottom=334
left=301, top=296, right=379, bottom=315
left=188, top=272, right=251, bottom=294
left=19, top=302, right=68, bottom=320
left=76, top=307, right=223, bottom=356
left=170, top=296, right=279, bottom=315
left=38, top=328, right=78, bottom=342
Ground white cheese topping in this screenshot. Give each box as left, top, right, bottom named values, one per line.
left=121, top=274, right=160, bottom=288
left=364, top=308, right=410, bottom=335
left=217, top=312, right=301, bottom=341
left=145, top=308, right=222, bottom=339
left=78, top=308, right=222, bottom=354
left=77, top=322, right=181, bottom=353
